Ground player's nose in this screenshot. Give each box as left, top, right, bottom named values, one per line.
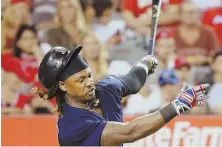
left=86, top=78, right=94, bottom=88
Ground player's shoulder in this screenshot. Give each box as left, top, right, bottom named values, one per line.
left=96, top=75, right=119, bottom=86
left=96, top=75, right=124, bottom=94
left=96, top=75, right=121, bottom=87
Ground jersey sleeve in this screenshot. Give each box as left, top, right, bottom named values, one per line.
left=96, top=76, right=128, bottom=98
left=59, top=116, right=107, bottom=146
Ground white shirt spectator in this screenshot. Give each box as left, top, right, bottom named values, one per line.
left=108, top=60, right=132, bottom=76
left=191, top=0, right=221, bottom=10
left=207, top=83, right=222, bottom=111
left=145, top=85, right=162, bottom=113
left=124, top=93, right=151, bottom=115
left=93, top=20, right=126, bottom=44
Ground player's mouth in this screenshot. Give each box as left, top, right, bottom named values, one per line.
left=87, top=87, right=95, bottom=94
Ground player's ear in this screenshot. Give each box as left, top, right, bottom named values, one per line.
left=59, top=81, right=67, bottom=92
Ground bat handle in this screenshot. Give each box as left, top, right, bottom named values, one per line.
left=148, top=38, right=154, bottom=56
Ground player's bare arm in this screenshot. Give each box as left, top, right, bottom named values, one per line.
left=101, top=111, right=164, bottom=146
left=100, top=84, right=210, bottom=146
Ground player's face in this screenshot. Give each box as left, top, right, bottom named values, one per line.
left=61, top=67, right=96, bottom=102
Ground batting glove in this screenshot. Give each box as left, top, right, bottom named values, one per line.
left=137, top=55, right=158, bottom=75
left=172, top=83, right=210, bottom=115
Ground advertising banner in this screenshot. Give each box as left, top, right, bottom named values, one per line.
left=124, top=116, right=222, bottom=146
left=2, top=115, right=222, bottom=146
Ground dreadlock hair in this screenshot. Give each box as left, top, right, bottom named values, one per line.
left=31, top=82, right=65, bottom=117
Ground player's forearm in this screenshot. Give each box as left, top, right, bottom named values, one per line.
left=101, top=110, right=167, bottom=146
left=126, top=103, right=178, bottom=142
left=126, top=111, right=165, bottom=142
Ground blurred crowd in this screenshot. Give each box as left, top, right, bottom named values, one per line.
left=1, top=0, right=222, bottom=116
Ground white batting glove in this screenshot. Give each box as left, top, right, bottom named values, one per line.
left=137, top=55, right=158, bottom=75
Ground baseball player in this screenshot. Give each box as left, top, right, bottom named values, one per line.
left=33, top=45, right=210, bottom=146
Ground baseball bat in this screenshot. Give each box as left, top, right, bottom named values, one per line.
left=148, top=0, right=163, bottom=56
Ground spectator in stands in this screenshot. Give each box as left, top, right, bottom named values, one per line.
left=1, top=0, right=10, bottom=19
left=80, top=31, right=109, bottom=82
left=148, top=30, right=176, bottom=85
left=174, top=56, right=210, bottom=115
left=92, top=0, right=122, bottom=48
left=1, top=71, right=55, bottom=115
left=31, top=0, right=57, bottom=30
left=1, top=24, right=42, bottom=84
left=122, top=0, right=151, bottom=35
left=174, top=1, right=220, bottom=65
left=1, top=0, right=31, bottom=53
left=202, top=4, right=222, bottom=47
left=30, top=95, right=55, bottom=114
left=1, top=24, right=56, bottom=114
left=148, top=69, right=179, bottom=113
left=51, top=0, right=87, bottom=48
left=45, top=28, right=73, bottom=49
left=174, top=56, right=192, bottom=85
left=208, top=51, right=222, bottom=115
left=1, top=72, right=29, bottom=114
left=93, top=0, right=113, bottom=26
left=110, top=0, right=123, bottom=20
left=122, top=0, right=182, bottom=35
left=174, top=1, right=221, bottom=85
left=155, top=30, right=176, bottom=68
left=79, top=0, right=95, bottom=27
left=191, top=0, right=221, bottom=11
left=111, top=0, right=122, bottom=11
left=1, top=24, right=54, bottom=114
